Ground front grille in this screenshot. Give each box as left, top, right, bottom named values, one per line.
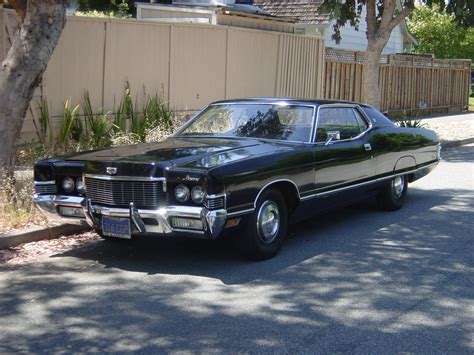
left=85, top=177, right=167, bottom=209
left=205, top=196, right=225, bottom=210
left=35, top=184, right=57, bottom=195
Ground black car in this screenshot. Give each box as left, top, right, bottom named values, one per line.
left=33, top=99, right=440, bottom=259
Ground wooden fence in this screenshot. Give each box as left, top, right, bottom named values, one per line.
left=0, top=8, right=325, bottom=142
left=1, top=7, right=472, bottom=144
left=324, top=48, right=471, bottom=115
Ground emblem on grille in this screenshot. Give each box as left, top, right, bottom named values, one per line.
left=106, top=167, right=117, bottom=175
left=184, top=175, right=200, bottom=182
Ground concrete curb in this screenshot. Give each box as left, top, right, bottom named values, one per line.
left=441, top=137, right=474, bottom=149
left=0, top=224, right=91, bottom=250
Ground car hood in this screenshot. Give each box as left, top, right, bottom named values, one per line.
left=65, top=137, right=261, bottom=167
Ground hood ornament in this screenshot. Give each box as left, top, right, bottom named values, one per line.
left=106, top=167, right=117, bottom=175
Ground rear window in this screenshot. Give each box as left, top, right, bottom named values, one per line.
left=361, top=106, right=396, bottom=127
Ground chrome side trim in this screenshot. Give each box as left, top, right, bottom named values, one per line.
left=227, top=208, right=255, bottom=217
left=300, top=161, right=439, bottom=200
left=34, top=180, right=55, bottom=185
left=84, top=174, right=166, bottom=182
left=253, top=179, right=301, bottom=208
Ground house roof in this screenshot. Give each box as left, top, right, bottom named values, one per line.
left=252, top=0, right=329, bottom=25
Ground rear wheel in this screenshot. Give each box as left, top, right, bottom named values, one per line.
left=237, top=189, right=288, bottom=260
left=377, top=175, right=408, bottom=211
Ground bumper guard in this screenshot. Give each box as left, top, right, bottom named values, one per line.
left=33, top=194, right=227, bottom=239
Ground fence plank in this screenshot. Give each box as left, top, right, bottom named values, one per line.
left=325, top=47, right=471, bottom=115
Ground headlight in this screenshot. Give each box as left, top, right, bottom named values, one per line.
left=175, top=184, right=190, bottom=202
left=62, top=177, right=75, bottom=193
left=76, top=178, right=86, bottom=194
left=191, top=185, right=206, bottom=204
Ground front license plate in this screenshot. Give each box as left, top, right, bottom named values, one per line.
left=102, top=216, right=131, bottom=239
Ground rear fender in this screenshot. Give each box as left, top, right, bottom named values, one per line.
left=394, top=156, right=416, bottom=173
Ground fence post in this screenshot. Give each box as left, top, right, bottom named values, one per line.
left=430, top=57, right=435, bottom=115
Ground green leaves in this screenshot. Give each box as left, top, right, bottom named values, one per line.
left=407, top=5, right=474, bottom=61
left=82, top=91, right=112, bottom=148
left=33, top=98, right=53, bottom=148
left=59, top=99, right=81, bottom=147
left=35, top=83, right=174, bottom=152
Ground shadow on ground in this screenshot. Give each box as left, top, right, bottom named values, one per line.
left=0, top=146, right=472, bottom=353
left=49, top=189, right=452, bottom=285
left=1, top=185, right=472, bottom=353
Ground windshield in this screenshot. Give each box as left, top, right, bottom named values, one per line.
left=177, top=104, right=314, bottom=142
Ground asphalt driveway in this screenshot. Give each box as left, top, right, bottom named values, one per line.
left=1, top=145, right=473, bottom=353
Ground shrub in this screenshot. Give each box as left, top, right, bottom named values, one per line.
left=391, top=111, right=426, bottom=129
left=0, top=169, right=46, bottom=231
left=82, top=91, right=112, bottom=149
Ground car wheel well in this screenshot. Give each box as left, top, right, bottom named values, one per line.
left=258, top=181, right=299, bottom=215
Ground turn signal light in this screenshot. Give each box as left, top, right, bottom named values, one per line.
left=171, top=218, right=204, bottom=230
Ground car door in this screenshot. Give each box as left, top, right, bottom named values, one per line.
left=312, top=105, right=375, bottom=193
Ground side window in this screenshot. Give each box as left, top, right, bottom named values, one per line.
left=353, top=108, right=370, bottom=131
left=315, top=107, right=366, bottom=143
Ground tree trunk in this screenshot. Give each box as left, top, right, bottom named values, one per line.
left=361, top=42, right=384, bottom=108
left=0, top=1, right=66, bottom=179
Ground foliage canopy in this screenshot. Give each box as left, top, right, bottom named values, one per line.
left=407, top=5, right=474, bottom=61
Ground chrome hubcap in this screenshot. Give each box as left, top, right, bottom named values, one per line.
left=392, top=176, right=405, bottom=198
left=256, top=200, right=280, bottom=243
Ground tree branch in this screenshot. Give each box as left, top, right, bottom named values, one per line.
left=366, top=0, right=377, bottom=41
left=378, top=0, right=396, bottom=33
left=8, top=0, right=27, bottom=20
left=387, top=4, right=415, bottom=33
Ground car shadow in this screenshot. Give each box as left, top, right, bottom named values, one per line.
left=53, top=187, right=456, bottom=285
left=441, top=143, right=474, bottom=163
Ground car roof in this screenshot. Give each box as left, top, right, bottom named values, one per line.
left=210, top=97, right=372, bottom=108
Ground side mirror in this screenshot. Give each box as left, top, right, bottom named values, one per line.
left=324, top=131, right=340, bottom=146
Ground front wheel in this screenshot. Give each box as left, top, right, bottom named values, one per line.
left=237, top=189, right=288, bottom=260
left=377, top=175, right=408, bottom=211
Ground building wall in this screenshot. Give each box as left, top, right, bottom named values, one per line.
left=322, top=6, right=405, bottom=54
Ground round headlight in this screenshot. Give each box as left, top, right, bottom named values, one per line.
left=76, top=178, right=86, bottom=194
left=62, top=177, right=75, bottom=193
left=175, top=184, right=190, bottom=202
left=191, top=185, right=206, bottom=204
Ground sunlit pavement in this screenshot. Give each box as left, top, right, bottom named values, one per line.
left=1, top=145, right=473, bottom=353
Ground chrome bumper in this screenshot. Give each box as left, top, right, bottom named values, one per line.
left=33, top=194, right=227, bottom=239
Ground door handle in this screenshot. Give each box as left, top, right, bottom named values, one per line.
left=364, top=143, right=372, bottom=151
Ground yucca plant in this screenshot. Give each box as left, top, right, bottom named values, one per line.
left=143, top=94, right=174, bottom=131
left=33, top=97, right=54, bottom=148
left=392, top=111, right=426, bottom=129
left=82, top=91, right=112, bottom=148
left=113, top=82, right=135, bottom=135
left=59, top=99, right=81, bottom=146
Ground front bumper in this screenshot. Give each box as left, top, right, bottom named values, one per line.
left=33, top=194, right=227, bottom=239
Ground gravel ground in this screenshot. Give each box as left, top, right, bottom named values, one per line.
left=421, top=112, right=474, bottom=142
left=0, top=231, right=100, bottom=268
